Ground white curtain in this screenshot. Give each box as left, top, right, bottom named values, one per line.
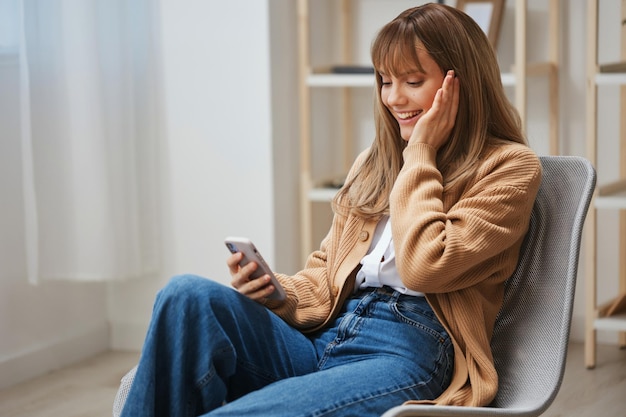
left=0, top=0, right=162, bottom=283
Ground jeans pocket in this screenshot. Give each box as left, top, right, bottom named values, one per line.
left=390, top=296, right=455, bottom=391
left=390, top=297, right=448, bottom=343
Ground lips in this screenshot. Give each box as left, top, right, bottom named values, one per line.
left=396, top=110, right=422, bottom=121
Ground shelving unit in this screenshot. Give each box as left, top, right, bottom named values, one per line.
left=584, top=0, right=626, bottom=369
left=297, top=0, right=560, bottom=262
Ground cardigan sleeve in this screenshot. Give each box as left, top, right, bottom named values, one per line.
left=265, top=150, right=371, bottom=330
left=266, top=234, right=335, bottom=330
left=390, top=142, right=541, bottom=294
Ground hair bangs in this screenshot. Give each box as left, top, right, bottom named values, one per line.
left=372, top=21, right=424, bottom=76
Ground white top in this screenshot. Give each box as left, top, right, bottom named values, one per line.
left=355, top=216, right=424, bottom=297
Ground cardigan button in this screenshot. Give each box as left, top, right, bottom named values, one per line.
left=332, top=286, right=339, bottom=297
left=359, top=231, right=369, bottom=241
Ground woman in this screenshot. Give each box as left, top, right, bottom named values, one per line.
left=120, top=3, right=541, bottom=416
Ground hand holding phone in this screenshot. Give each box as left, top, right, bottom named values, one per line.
left=225, top=237, right=286, bottom=301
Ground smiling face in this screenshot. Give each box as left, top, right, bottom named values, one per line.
left=379, top=47, right=445, bottom=141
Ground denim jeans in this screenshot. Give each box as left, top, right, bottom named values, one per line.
left=120, top=275, right=454, bottom=417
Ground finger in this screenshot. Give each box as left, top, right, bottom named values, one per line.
left=408, top=71, right=457, bottom=148
left=237, top=275, right=275, bottom=301
left=449, top=75, right=460, bottom=124
left=428, top=74, right=451, bottom=118
left=444, top=71, right=459, bottom=125
left=432, top=71, right=457, bottom=128
left=438, top=71, right=455, bottom=114
left=226, top=252, right=243, bottom=274
left=230, top=261, right=258, bottom=288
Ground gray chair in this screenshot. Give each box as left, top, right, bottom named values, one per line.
left=382, top=156, right=596, bottom=417
left=114, top=156, right=596, bottom=417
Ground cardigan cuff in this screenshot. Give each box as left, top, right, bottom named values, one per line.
left=403, top=142, right=438, bottom=167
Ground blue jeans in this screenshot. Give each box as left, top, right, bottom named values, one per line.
left=120, top=275, right=454, bottom=417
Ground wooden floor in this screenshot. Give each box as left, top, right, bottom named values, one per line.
left=0, top=342, right=624, bottom=416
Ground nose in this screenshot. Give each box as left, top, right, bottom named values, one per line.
left=385, top=83, right=406, bottom=107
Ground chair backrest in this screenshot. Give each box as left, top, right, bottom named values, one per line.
left=488, top=155, right=596, bottom=412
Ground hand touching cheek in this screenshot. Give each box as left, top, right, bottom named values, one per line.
left=409, top=70, right=459, bottom=150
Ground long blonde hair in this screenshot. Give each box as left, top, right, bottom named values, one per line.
left=333, top=3, right=526, bottom=219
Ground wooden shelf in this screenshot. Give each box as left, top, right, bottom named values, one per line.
left=585, top=0, right=626, bottom=369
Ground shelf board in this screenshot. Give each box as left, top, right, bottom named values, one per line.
left=308, top=187, right=338, bottom=202
left=307, top=72, right=518, bottom=88
left=598, top=178, right=626, bottom=196
left=306, top=73, right=374, bottom=88
left=500, top=72, right=515, bottom=86
left=595, top=191, right=626, bottom=209
left=594, top=314, right=626, bottom=332
left=594, top=72, right=626, bottom=85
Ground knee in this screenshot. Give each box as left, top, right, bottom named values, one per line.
left=157, top=274, right=232, bottom=305
left=165, top=274, right=211, bottom=291
left=154, top=275, right=242, bottom=323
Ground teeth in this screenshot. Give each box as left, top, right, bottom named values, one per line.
left=397, top=111, right=419, bottom=119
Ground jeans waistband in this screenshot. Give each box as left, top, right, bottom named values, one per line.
left=353, top=285, right=424, bottom=303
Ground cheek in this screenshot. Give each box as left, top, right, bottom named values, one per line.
left=421, top=88, right=439, bottom=109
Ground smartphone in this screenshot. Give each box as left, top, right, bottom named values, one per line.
left=224, top=237, right=286, bottom=301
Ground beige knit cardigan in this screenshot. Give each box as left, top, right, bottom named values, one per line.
left=269, top=141, right=542, bottom=407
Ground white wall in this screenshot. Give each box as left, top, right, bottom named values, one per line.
left=108, top=0, right=290, bottom=350
left=0, top=0, right=288, bottom=387
left=0, top=54, right=109, bottom=390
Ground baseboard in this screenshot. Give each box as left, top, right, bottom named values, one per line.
left=109, top=320, right=148, bottom=351
left=0, top=322, right=110, bottom=390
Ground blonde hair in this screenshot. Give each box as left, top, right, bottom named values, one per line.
left=333, top=3, right=526, bottom=219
